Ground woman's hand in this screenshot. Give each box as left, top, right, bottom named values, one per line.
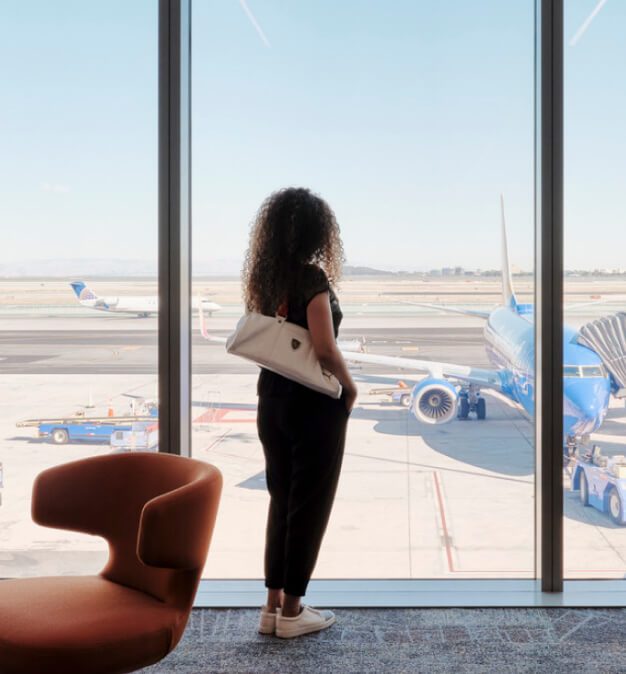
left=307, top=292, right=358, bottom=414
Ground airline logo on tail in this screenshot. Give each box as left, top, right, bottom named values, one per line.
left=80, top=287, right=98, bottom=301
left=70, top=281, right=109, bottom=309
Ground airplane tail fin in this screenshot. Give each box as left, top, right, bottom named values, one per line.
left=70, top=281, right=100, bottom=301
left=500, top=195, right=518, bottom=311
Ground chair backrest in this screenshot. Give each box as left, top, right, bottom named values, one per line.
left=32, top=453, right=222, bottom=612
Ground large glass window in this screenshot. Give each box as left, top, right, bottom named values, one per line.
left=564, top=0, right=626, bottom=579
left=192, top=1, right=535, bottom=581
left=0, top=1, right=158, bottom=577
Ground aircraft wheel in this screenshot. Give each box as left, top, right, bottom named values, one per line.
left=458, top=398, right=470, bottom=419
left=52, top=428, right=69, bottom=445
left=476, top=398, right=486, bottom=420
left=400, top=395, right=411, bottom=408
left=608, top=488, right=623, bottom=525
left=580, top=472, right=589, bottom=506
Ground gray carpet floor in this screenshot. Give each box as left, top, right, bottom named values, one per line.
left=140, top=608, right=626, bottom=673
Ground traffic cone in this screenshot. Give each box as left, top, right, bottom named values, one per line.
left=108, top=399, right=114, bottom=417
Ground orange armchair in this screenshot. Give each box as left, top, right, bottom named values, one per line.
left=0, top=453, right=222, bottom=674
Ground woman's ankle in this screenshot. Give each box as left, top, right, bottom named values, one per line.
left=266, top=588, right=283, bottom=613
left=281, top=594, right=301, bottom=617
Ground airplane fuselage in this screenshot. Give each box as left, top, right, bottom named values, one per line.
left=484, top=305, right=611, bottom=439
left=78, top=297, right=221, bottom=316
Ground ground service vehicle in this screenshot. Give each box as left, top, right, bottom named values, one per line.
left=571, top=447, right=626, bottom=525
left=17, top=414, right=157, bottom=445
left=110, top=421, right=159, bottom=452
left=370, top=382, right=412, bottom=407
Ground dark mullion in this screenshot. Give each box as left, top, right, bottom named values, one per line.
left=536, top=0, right=564, bottom=592
left=158, top=0, right=191, bottom=456
left=180, top=0, right=192, bottom=458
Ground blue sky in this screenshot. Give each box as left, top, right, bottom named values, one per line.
left=0, top=1, right=624, bottom=273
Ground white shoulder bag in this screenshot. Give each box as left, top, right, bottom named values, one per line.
left=225, top=312, right=342, bottom=398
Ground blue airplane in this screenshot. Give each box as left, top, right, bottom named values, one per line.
left=344, top=196, right=615, bottom=452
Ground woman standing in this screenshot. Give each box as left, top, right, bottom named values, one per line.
left=242, top=187, right=357, bottom=639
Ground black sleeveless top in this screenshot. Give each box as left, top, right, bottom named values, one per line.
left=257, top=265, right=343, bottom=397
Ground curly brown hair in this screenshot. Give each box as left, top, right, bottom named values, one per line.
left=242, top=187, right=345, bottom=314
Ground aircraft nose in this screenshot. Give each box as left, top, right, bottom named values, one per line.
left=563, top=379, right=609, bottom=435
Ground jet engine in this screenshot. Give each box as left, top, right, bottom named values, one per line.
left=410, top=378, right=459, bottom=424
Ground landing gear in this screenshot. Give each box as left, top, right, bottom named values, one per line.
left=458, top=397, right=470, bottom=419
left=476, top=397, right=486, bottom=420
left=457, top=384, right=486, bottom=420
left=563, top=435, right=592, bottom=467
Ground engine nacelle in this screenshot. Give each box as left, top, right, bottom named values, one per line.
left=410, top=378, right=459, bottom=425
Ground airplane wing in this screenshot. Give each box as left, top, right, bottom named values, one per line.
left=341, top=348, right=503, bottom=391
left=404, top=298, right=607, bottom=317
left=563, top=299, right=607, bottom=312
left=197, top=300, right=501, bottom=390
left=397, top=301, right=491, bottom=319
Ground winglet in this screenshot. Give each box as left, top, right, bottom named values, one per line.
left=198, top=296, right=210, bottom=339
left=198, top=296, right=227, bottom=343
left=500, top=194, right=518, bottom=311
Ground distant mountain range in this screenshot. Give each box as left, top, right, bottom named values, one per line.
left=0, top=259, right=400, bottom=278
left=0, top=259, right=613, bottom=278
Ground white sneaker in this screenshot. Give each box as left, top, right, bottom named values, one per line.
left=258, top=605, right=277, bottom=635
left=275, top=605, right=336, bottom=639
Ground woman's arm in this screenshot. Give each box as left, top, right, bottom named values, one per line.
left=307, top=291, right=357, bottom=412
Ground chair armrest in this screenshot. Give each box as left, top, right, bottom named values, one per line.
left=138, top=466, right=222, bottom=570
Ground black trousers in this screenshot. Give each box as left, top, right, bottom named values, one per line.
left=257, top=388, right=348, bottom=597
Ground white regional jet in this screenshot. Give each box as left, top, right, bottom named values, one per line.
left=70, top=281, right=221, bottom=318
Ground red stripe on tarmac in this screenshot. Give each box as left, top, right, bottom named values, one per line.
left=193, top=408, right=257, bottom=424
left=433, top=470, right=534, bottom=575
left=204, top=428, right=231, bottom=451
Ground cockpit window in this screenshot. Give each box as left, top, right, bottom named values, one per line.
left=563, top=366, right=581, bottom=377
left=563, top=364, right=607, bottom=378
left=581, top=365, right=606, bottom=378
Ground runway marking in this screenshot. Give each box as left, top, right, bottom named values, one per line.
left=433, top=471, right=456, bottom=573
left=433, top=471, right=532, bottom=575
left=203, top=428, right=231, bottom=451
left=347, top=452, right=532, bottom=485
left=401, top=346, right=420, bottom=352
left=194, top=407, right=257, bottom=424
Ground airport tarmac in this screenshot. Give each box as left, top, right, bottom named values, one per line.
left=1, top=280, right=626, bottom=582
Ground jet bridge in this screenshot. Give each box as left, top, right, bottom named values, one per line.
left=578, top=313, right=626, bottom=396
